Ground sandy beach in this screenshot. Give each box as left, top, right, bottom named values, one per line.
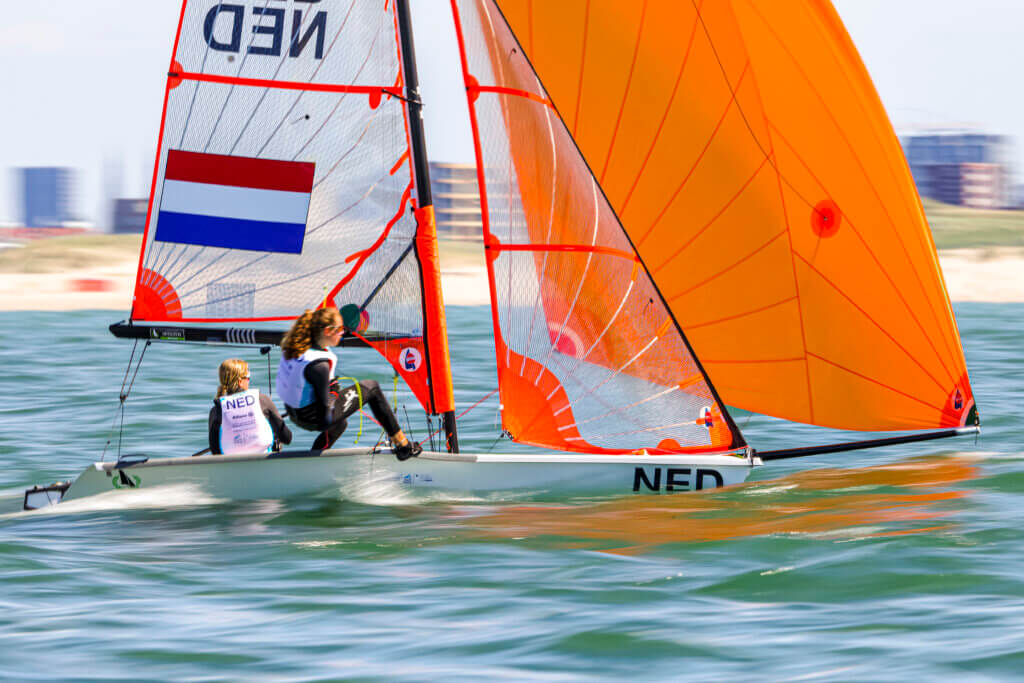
left=933, top=248, right=1024, bottom=303
left=0, top=247, right=1019, bottom=311
left=0, top=238, right=493, bottom=311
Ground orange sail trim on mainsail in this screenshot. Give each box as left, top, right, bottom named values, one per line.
left=414, top=206, right=456, bottom=414
left=491, top=0, right=975, bottom=432
left=452, top=0, right=744, bottom=455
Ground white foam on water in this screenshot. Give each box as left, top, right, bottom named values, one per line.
left=760, top=566, right=796, bottom=576
left=339, top=479, right=490, bottom=506
left=741, top=483, right=799, bottom=496
left=956, top=450, right=1016, bottom=461
left=293, top=540, right=357, bottom=548
left=334, top=473, right=523, bottom=506
left=798, top=525, right=891, bottom=541
left=16, top=483, right=226, bottom=516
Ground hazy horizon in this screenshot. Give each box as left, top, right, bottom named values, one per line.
left=1, top=0, right=1020, bottom=225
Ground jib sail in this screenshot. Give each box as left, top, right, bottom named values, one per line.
left=451, top=0, right=745, bottom=454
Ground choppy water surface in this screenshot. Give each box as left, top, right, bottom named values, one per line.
left=0, top=305, right=1022, bottom=680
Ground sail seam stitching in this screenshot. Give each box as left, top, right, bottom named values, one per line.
left=806, top=352, right=946, bottom=414
left=598, top=0, right=648, bottom=184
left=619, top=0, right=705, bottom=217
left=570, top=0, right=592, bottom=137
left=684, top=295, right=798, bottom=332
left=652, top=150, right=767, bottom=273
left=666, top=229, right=787, bottom=302
left=640, top=61, right=752, bottom=248
left=795, top=252, right=949, bottom=395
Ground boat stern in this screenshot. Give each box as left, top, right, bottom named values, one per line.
left=23, top=481, right=71, bottom=510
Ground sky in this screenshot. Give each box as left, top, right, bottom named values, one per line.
left=0, top=0, right=1021, bottom=226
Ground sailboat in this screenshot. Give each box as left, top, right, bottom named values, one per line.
left=24, top=0, right=979, bottom=510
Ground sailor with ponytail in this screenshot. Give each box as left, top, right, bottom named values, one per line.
left=276, top=306, right=421, bottom=460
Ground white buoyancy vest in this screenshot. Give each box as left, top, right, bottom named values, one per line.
left=218, top=389, right=275, bottom=455
left=276, top=348, right=337, bottom=408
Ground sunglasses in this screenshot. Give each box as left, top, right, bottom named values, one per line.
left=241, top=374, right=251, bottom=380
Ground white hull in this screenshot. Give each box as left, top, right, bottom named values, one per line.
left=39, top=447, right=759, bottom=508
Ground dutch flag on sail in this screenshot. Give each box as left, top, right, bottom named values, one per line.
left=155, top=150, right=315, bottom=254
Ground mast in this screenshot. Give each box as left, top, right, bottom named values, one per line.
left=395, top=0, right=459, bottom=452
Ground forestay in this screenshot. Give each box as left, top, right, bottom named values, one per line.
left=131, top=0, right=452, bottom=414
left=451, top=0, right=745, bottom=455
left=488, top=0, right=976, bottom=432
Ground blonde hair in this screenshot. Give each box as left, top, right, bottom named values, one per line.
left=281, top=307, right=342, bottom=359
left=216, top=358, right=249, bottom=398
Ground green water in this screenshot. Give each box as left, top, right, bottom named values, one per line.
left=0, top=305, right=1021, bottom=680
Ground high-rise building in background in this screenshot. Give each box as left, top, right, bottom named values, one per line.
left=112, top=198, right=148, bottom=234
left=429, top=162, right=481, bottom=239
left=101, top=155, right=125, bottom=233
left=900, top=132, right=1012, bottom=209
left=17, top=167, right=78, bottom=227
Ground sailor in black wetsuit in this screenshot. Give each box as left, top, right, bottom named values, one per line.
left=276, top=307, right=421, bottom=460
left=208, top=358, right=292, bottom=455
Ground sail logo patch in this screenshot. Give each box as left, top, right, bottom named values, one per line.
left=203, top=4, right=327, bottom=60
left=632, top=467, right=724, bottom=492
left=399, top=347, right=422, bottom=372
left=155, top=150, right=314, bottom=254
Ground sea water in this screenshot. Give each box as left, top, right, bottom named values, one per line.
left=0, top=305, right=1021, bottom=680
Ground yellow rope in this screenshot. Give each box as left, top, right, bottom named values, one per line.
left=336, top=377, right=364, bottom=444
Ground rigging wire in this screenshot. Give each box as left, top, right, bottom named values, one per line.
left=402, top=405, right=415, bottom=446
left=100, top=339, right=139, bottom=461
left=487, top=431, right=508, bottom=454
left=425, top=413, right=435, bottom=452
left=260, top=345, right=274, bottom=398
left=424, top=388, right=499, bottom=445
left=101, top=340, right=151, bottom=462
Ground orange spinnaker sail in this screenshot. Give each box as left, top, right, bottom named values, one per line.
left=485, top=0, right=974, bottom=432
left=452, top=0, right=744, bottom=454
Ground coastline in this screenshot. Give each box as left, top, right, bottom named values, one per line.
left=0, top=248, right=1020, bottom=311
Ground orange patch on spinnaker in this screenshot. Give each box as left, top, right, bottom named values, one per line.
left=811, top=199, right=841, bottom=238
left=132, top=269, right=182, bottom=320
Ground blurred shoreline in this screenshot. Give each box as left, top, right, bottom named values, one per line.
left=0, top=235, right=491, bottom=311
left=0, top=242, right=1020, bottom=311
